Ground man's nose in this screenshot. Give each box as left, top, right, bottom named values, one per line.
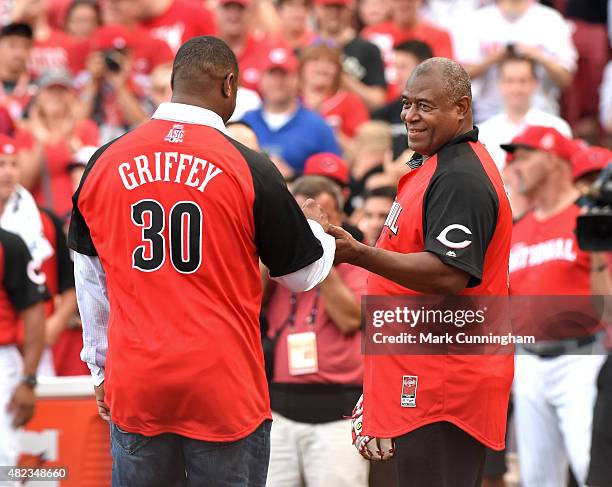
left=401, top=105, right=419, bottom=124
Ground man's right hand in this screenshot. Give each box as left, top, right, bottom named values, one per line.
left=94, top=382, right=111, bottom=421
left=301, top=198, right=329, bottom=232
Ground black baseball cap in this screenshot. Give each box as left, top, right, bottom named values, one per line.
left=0, top=23, right=34, bottom=40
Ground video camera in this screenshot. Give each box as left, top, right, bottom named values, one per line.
left=576, top=162, right=612, bottom=251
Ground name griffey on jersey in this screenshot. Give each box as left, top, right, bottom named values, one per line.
left=118, top=152, right=224, bottom=192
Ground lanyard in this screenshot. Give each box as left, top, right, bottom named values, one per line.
left=281, top=288, right=321, bottom=331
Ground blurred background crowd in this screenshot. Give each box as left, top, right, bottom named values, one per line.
left=0, top=0, right=611, bottom=486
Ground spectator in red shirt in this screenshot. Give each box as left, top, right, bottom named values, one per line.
left=216, top=0, right=277, bottom=92
left=132, top=0, right=216, bottom=54
left=0, top=23, right=35, bottom=122
left=265, top=175, right=369, bottom=486
left=361, top=0, right=453, bottom=99
left=314, top=0, right=387, bottom=110
left=18, top=69, right=99, bottom=219
left=77, top=25, right=149, bottom=143
left=275, top=0, right=316, bottom=49
left=64, top=0, right=102, bottom=41
left=12, top=0, right=87, bottom=77
left=300, top=44, right=369, bottom=152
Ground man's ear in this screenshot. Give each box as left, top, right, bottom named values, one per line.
left=222, top=73, right=236, bottom=99
left=455, top=95, right=471, bottom=121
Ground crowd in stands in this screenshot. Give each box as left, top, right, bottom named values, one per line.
left=0, top=0, right=610, bottom=485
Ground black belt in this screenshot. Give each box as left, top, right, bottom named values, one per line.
left=522, top=335, right=597, bottom=359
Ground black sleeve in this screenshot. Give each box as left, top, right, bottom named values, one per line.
left=43, top=209, right=74, bottom=293
left=68, top=138, right=121, bottom=256
left=423, top=169, right=498, bottom=288
left=1, top=230, right=49, bottom=310
left=226, top=136, right=324, bottom=277
left=360, top=41, right=387, bottom=88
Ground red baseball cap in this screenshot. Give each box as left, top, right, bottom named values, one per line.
left=219, top=0, right=252, bottom=6
left=314, top=0, right=350, bottom=5
left=262, top=46, right=299, bottom=74
left=501, top=126, right=577, bottom=163
left=571, top=146, right=612, bottom=181
left=92, top=24, right=134, bottom=51
left=0, top=134, right=17, bottom=156
left=304, top=152, right=349, bottom=186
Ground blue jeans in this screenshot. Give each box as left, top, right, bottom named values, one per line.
left=110, top=420, right=271, bottom=487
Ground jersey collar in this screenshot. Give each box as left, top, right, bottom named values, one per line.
left=152, top=102, right=229, bottom=135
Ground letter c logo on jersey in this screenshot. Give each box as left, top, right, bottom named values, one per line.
left=436, top=224, right=472, bottom=249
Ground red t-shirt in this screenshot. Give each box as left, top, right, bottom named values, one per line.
left=363, top=129, right=513, bottom=450
left=30, top=30, right=88, bottom=78
left=362, top=21, right=454, bottom=99
left=509, top=203, right=598, bottom=339
left=316, top=91, right=370, bottom=139
left=140, top=0, right=217, bottom=54
left=16, top=119, right=99, bottom=219
left=68, top=104, right=324, bottom=440
left=267, top=264, right=368, bottom=384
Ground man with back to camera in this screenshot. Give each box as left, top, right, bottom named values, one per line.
left=328, top=57, right=514, bottom=487
left=68, top=36, right=336, bottom=487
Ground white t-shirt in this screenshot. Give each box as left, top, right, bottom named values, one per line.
left=229, top=87, right=262, bottom=123
left=600, top=61, right=612, bottom=130
left=420, top=0, right=493, bottom=30
left=479, top=107, right=572, bottom=171
left=455, top=3, right=577, bottom=122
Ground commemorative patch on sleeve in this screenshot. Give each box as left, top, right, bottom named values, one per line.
left=401, top=375, right=418, bottom=407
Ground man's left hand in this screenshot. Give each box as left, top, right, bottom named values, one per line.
left=7, top=384, right=36, bottom=427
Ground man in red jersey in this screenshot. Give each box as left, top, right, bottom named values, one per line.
left=329, top=57, right=513, bottom=487
left=68, top=36, right=335, bottom=487
left=501, top=126, right=606, bottom=487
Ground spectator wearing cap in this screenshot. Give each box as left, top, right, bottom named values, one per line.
left=357, top=186, right=396, bottom=246
left=455, top=0, right=576, bottom=123
left=361, top=0, right=453, bottom=100
left=242, top=47, right=341, bottom=177
left=12, top=0, right=88, bottom=78
left=78, top=24, right=149, bottom=143
left=264, top=174, right=369, bottom=487
left=216, top=0, right=279, bottom=93
left=300, top=44, right=369, bottom=153
left=372, top=39, right=432, bottom=159
left=17, top=69, right=99, bottom=219
left=572, top=145, right=612, bottom=196
left=501, top=124, right=605, bottom=487
left=303, top=152, right=365, bottom=241
left=314, top=0, right=387, bottom=111
left=64, top=0, right=102, bottom=41
left=501, top=125, right=579, bottom=219
left=479, top=55, right=572, bottom=171
left=0, top=23, right=34, bottom=122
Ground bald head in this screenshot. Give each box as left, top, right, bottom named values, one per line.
left=410, top=57, right=472, bottom=105
left=171, top=36, right=239, bottom=122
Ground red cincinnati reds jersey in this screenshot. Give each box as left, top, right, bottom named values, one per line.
left=0, top=228, right=48, bottom=345
left=68, top=103, right=323, bottom=441
left=364, top=129, right=514, bottom=450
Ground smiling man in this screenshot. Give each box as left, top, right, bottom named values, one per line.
left=329, top=58, right=514, bottom=487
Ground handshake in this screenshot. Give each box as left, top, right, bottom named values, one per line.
left=301, top=198, right=363, bottom=265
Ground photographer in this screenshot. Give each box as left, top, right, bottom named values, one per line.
left=572, top=144, right=612, bottom=487
left=77, top=24, right=148, bottom=144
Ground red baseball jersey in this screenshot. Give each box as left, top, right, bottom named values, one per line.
left=68, top=103, right=323, bottom=441
left=509, top=203, right=597, bottom=338
left=0, top=228, right=48, bottom=345
left=364, top=129, right=514, bottom=450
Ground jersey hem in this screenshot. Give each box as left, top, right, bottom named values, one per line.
left=364, top=415, right=506, bottom=451
left=111, top=412, right=273, bottom=442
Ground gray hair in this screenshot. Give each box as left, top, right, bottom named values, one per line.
left=410, top=57, right=472, bottom=104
